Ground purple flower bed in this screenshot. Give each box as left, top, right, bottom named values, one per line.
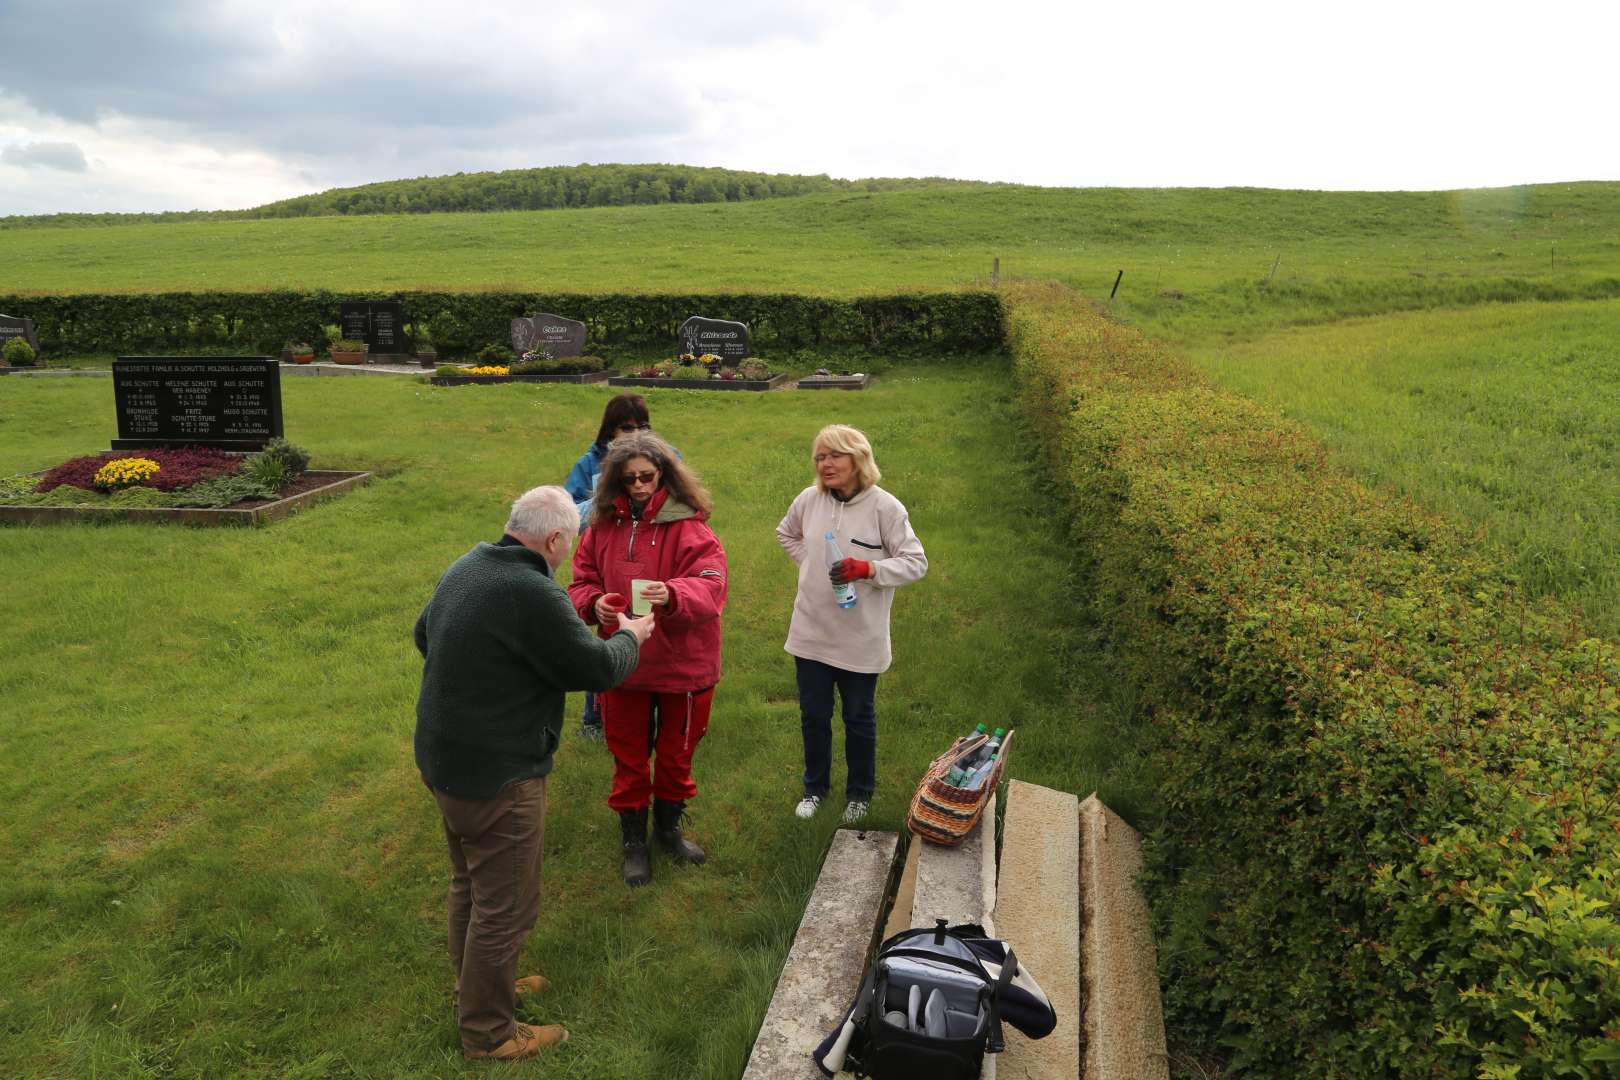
left=37, top=448, right=243, bottom=493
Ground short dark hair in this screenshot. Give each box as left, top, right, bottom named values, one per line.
left=595, top=394, right=651, bottom=448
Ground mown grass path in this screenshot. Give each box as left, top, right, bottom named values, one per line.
left=0, top=361, right=1144, bottom=1078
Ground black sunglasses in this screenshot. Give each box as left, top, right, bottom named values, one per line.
left=623, top=469, right=660, bottom=486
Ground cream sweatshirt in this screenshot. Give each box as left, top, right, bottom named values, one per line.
left=777, top=484, right=928, bottom=674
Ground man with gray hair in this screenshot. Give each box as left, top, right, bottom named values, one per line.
left=414, top=484, right=654, bottom=1061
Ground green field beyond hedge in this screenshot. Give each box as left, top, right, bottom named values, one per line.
left=4, top=182, right=1619, bottom=344
left=0, top=363, right=1147, bottom=1079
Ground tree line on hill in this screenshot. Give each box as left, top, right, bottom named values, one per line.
left=0, top=164, right=986, bottom=228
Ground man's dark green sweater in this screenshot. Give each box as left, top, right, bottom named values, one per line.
left=414, top=540, right=640, bottom=798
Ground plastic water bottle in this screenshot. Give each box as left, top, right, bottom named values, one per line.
left=946, top=765, right=969, bottom=786
left=825, top=532, right=857, bottom=609
left=963, top=753, right=999, bottom=791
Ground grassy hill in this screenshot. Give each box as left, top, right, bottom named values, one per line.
left=0, top=163, right=986, bottom=229
left=4, top=181, right=1617, bottom=344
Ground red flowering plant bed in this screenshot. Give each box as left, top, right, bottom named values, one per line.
left=0, top=439, right=355, bottom=515
left=37, top=447, right=242, bottom=493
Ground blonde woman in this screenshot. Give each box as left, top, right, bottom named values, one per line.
left=776, top=424, right=928, bottom=823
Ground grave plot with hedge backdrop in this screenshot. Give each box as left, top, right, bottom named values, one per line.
left=0, top=290, right=1002, bottom=359
left=1005, top=282, right=1620, bottom=1079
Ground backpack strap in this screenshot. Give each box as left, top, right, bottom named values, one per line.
left=985, top=946, right=1019, bottom=1054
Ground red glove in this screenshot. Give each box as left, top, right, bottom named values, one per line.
left=829, top=558, right=873, bottom=586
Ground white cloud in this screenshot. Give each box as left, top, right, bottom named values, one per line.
left=0, top=0, right=1616, bottom=214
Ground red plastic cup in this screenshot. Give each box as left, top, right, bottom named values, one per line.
left=598, top=592, right=627, bottom=636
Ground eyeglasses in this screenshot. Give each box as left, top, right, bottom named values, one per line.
left=616, top=422, right=651, bottom=434
left=813, top=451, right=850, bottom=464
left=623, top=469, right=660, bottom=486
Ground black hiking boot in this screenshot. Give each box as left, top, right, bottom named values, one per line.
left=620, top=808, right=652, bottom=887
left=653, top=799, right=706, bottom=865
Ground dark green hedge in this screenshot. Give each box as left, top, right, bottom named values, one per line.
left=0, top=290, right=1002, bottom=357
left=1006, top=282, right=1620, bottom=1078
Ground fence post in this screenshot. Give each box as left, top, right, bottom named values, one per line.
left=1110, top=270, right=1124, bottom=300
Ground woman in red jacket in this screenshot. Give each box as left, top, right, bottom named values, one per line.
left=568, top=431, right=728, bottom=887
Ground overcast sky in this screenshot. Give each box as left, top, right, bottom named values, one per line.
left=1, top=0, right=1616, bottom=215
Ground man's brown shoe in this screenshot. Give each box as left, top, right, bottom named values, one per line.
left=463, top=1022, right=569, bottom=1060
left=514, top=974, right=549, bottom=996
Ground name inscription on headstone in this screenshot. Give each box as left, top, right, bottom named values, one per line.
left=0, top=313, right=40, bottom=353
left=340, top=300, right=407, bottom=351
left=112, top=357, right=284, bottom=451
left=678, top=316, right=751, bottom=363
left=510, top=313, right=588, bottom=358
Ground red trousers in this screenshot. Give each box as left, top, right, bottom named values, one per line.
left=602, top=687, right=713, bottom=812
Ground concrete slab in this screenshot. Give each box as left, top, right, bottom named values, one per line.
left=742, top=828, right=899, bottom=1080
left=992, top=780, right=1081, bottom=1080
left=910, top=791, right=998, bottom=933
left=881, top=837, right=921, bottom=943
left=1079, top=794, right=1169, bottom=1080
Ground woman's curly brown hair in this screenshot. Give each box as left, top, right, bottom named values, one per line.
left=588, top=431, right=713, bottom=528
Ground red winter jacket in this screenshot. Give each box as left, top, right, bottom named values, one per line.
left=568, top=488, right=727, bottom=694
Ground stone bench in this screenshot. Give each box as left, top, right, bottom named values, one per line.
left=741, top=829, right=899, bottom=1080
left=743, top=785, right=1167, bottom=1079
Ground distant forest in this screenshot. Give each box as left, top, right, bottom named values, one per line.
left=1, top=164, right=986, bottom=228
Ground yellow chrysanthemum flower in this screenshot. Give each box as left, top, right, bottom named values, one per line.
left=94, top=457, right=161, bottom=490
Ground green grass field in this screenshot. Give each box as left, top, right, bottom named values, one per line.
left=1185, top=298, right=1620, bottom=638
left=5, top=182, right=1619, bottom=344
left=0, top=362, right=1149, bottom=1078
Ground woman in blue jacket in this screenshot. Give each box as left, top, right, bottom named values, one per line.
left=565, top=394, right=653, bottom=740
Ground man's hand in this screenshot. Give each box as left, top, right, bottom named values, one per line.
left=617, top=610, right=656, bottom=645
left=595, top=593, right=626, bottom=626
left=829, top=558, right=873, bottom=586
left=637, top=580, right=671, bottom=608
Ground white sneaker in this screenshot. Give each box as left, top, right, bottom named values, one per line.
left=841, top=800, right=870, bottom=824
left=794, top=795, right=822, bottom=819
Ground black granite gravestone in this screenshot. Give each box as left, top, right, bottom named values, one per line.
left=340, top=300, right=407, bottom=351
left=511, top=313, right=588, bottom=358
left=678, top=316, right=750, bottom=363
left=0, top=313, right=40, bottom=353
left=111, top=357, right=283, bottom=451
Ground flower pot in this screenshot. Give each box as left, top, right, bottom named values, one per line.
left=331, top=350, right=367, bottom=366
left=292, top=353, right=315, bottom=365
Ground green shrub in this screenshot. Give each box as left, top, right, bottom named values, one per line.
left=168, top=474, right=278, bottom=508
left=243, top=454, right=290, bottom=491
left=477, top=343, right=515, bottom=364
left=329, top=338, right=367, bottom=352
left=434, top=363, right=465, bottom=378
left=1004, top=282, right=1620, bottom=1079
left=0, top=290, right=1004, bottom=357
left=736, top=357, right=770, bottom=381
left=0, top=474, right=40, bottom=500
left=260, top=437, right=310, bottom=477
left=671, top=364, right=710, bottom=380
left=3, top=338, right=36, bottom=366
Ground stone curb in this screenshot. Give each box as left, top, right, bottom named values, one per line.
left=1079, top=793, right=1169, bottom=1080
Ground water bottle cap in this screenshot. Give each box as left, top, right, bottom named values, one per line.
left=974, top=723, right=988, bottom=734
left=824, top=531, right=836, bottom=540
left=992, top=727, right=1006, bottom=737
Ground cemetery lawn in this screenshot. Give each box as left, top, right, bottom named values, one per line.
left=1184, top=298, right=1620, bottom=639
left=0, top=358, right=1149, bottom=1079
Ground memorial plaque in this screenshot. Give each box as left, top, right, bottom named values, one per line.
left=111, top=357, right=284, bottom=451
left=678, top=316, right=750, bottom=363
left=340, top=302, right=371, bottom=342
left=511, top=313, right=588, bottom=358
left=0, top=313, right=40, bottom=353
left=368, top=300, right=404, bottom=350
left=340, top=300, right=407, bottom=350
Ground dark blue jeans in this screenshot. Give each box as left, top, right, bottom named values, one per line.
left=795, top=657, right=878, bottom=801
left=582, top=691, right=600, bottom=729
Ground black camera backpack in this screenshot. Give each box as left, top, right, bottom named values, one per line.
left=812, top=920, right=1056, bottom=1080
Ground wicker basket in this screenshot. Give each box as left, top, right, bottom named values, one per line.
left=906, top=729, right=1015, bottom=845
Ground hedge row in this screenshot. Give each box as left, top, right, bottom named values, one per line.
left=0, top=290, right=1003, bottom=357
left=1004, top=282, right=1620, bottom=1078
